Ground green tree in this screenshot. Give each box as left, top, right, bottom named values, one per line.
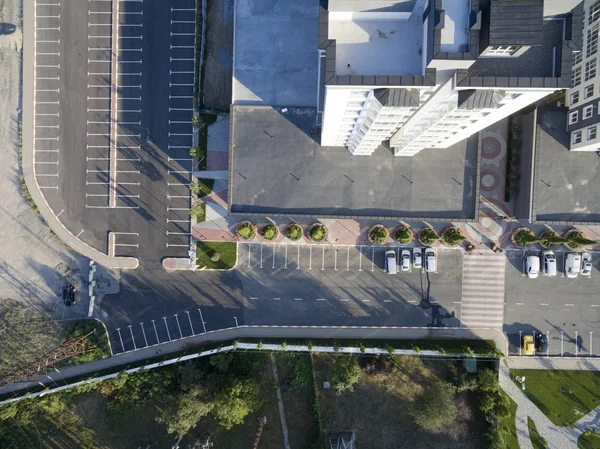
left=567, top=232, right=597, bottom=248
left=478, top=369, right=499, bottom=393
left=409, top=381, right=458, bottom=430
left=157, top=385, right=213, bottom=436
left=192, top=115, right=207, bottom=133
left=419, top=228, right=439, bottom=246
left=369, top=226, right=388, bottom=244
left=212, top=379, right=261, bottom=429
left=394, top=226, right=412, bottom=244
left=331, top=355, right=361, bottom=395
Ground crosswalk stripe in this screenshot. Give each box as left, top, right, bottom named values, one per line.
left=462, top=278, right=505, bottom=285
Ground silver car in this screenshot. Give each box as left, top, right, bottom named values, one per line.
left=401, top=249, right=411, bottom=272
left=413, top=249, right=422, bottom=269
left=581, top=252, right=592, bottom=276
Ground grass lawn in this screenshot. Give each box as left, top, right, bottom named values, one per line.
left=313, top=354, right=487, bottom=449
left=528, top=417, right=547, bottom=449
left=500, top=389, right=519, bottom=449
left=192, top=178, right=215, bottom=198
left=579, top=431, right=600, bottom=449
left=511, top=370, right=600, bottom=426
left=196, top=241, right=237, bottom=270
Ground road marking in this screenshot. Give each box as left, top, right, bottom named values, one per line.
left=163, top=317, right=171, bottom=341
left=383, top=300, right=392, bottom=303
left=294, top=298, right=302, bottom=301
left=340, top=299, right=349, bottom=302
left=140, top=323, right=148, bottom=346
left=116, top=328, right=125, bottom=351
left=272, top=245, right=276, bottom=269
left=297, top=245, right=300, bottom=269
left=273, top=297, right=281, bottom=301
left=309, top=245, right=312, bottom=270
left=284, top=244, right=288, bottom=269
left=346, top=246, right=350, bottom=270
left=565, top=304, right=575, bottom=307
left=317, top=298, right=326, bottom=301
left=358, top=245, right=363, bottom=271
left=152, top=320, right=159, bottom=343
left=260, top=244, right=263, bottom=269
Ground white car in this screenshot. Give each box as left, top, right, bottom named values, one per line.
left=385, top=250, right=397, bottom=275
left=541, top=250, right=557, bottom=277
left=400, top=249, right=411, bottom=272
left=565, top=253, right=582, bottom=279
left=526, top=254, right=539, bottom=279
left=581, top=252, right=592, bottom=276
left=424, top=248, right=436, bottom=273
left=413, top=249, right=422, bottom=269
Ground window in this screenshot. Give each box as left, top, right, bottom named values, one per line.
left=587, top=24, right=599, bottom=58
left=571, top=91, right=580, bottom=105
left=573, top=131, right=582, bottom=144
left=590, top=1, right=600, bottom=25
left=584, top=104, right=594, bottom=119
left=585, top=84, right=594, bottom=98
left=585, top=59, right=598, bottom=81
left=588, top=125, right=597, bottom=140
left=483, top=45, right=522, bottom=57
left=573, top=66, right=582, bottom=87
left=569, top=110, right=579, bottom=124
left=573, top=50, right=583, bottom=66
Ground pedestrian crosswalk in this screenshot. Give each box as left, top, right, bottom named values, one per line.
left=461, top=254, right=506, bottom=328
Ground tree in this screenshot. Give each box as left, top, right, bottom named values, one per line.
left=192, top=115, right=207, bottom=133
left=212, top=379, right=261, bottom=429
left=567, top=231, right=598, bottom=248
left=157, top=385, right=213, bottom=437
left=409, top=381, right=458, bottom=430
left=331, top=355, right=361, bottom=395
left=478, top=369, right=499, bottom=393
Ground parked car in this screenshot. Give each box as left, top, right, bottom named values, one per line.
left=401, top=249, right=411, bottom=271
left=522, top=335, right=535, bottom=355
left=581, top=252, right=592, bottom=276
left=385, top=250, right=397, bottom=275
left=541, top=251, right=557, bottom=277
left=536, top=334, right=549, bottom=353
left=565, top=253, right=582, bottom=278
left=413, top=249, right=422, bottom=269
left=424, top=248, right=436, bottom=273
left=526, top=254, right=539, bottom=279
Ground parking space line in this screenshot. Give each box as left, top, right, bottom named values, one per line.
left=162, top=317, right=171, bottom=341
left=284, top=244, right=288, bottom=269
left=297, top=245, right=300, bottom=269
left=309, top=245, right=312, bottom=270
left=358, top=246, right=363, bottom=271
left=151, top=320, right=159, bottom=343
left=247, top=243, right=251, bottom=267
left=116, top=328, right=124, bottom=351
left=260, top=244, right=263, bottom=268
left=272, top=245, right=276, bottom=269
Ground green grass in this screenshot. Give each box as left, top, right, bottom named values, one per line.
left=579, top=431, right=600, bottom=449
left=511, top=370, right=600, bottom=426
left=196, top=241, right=237, bottom=270
left=191, top=178, right=214, bottom=198
left=528, top=417, right=547, bottom=449
left=500, top=389, right=519, bottom=449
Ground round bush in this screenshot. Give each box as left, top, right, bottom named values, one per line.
left=261, top=224, right=279, bottom=241
left=309, top=224, right=328, bottom=242
left=285, top=224, right=303, bottom=241
left=539, top=230, right=566, bottom=248
left=394, top=226, right=412, bottom=245
left=419, top=228, right=439, bottom=246
left=442, top=228, right=465, bottom=246
left=369, top=226, right=388, bottom=244
left=236, top=221, right=256, bottom=241
left=513, top=229, right=539, bottom=247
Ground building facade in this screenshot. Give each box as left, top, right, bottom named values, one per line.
left=320, top=0, right=576, bottom=156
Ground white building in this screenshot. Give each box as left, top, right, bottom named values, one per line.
left=320, top=0, right=576, bottom=156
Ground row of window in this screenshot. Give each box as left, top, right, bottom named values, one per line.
left=568, top=101, right=600, bottom=125
left=587, top=23, right=599, bottom=59
left=570, top=84, right=595, bottom=105
left=572, top=125, right=597, bottom=144
left=589, top=0, right=600, bottom=26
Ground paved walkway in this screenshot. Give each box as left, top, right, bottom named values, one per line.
left=461, top=254, right=505, bottom=328
left=499, top=358, right=600, bottom=449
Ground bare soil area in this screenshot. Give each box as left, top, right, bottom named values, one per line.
left=202, top=0, right=233, bottom=110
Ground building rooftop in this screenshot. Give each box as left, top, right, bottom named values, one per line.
left=468, top=19, right=563, bottom=78
left=533, top=108, right=600, bottom=224
left=229, top=106, right=478, bottom=220
left=488, top=0, right=544, bottom=47
left=439, top=0, right=471, bottom=52
left=328, top=0, right=427, bottom=76
left=232, top=0, right=319, bottom=106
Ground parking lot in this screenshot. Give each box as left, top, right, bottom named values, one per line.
left=504, top=248, right=600, bottom=357
left=103, top=245, right=465, bottom=353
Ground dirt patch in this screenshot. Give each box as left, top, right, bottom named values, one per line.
left=202, top=0, right=233, bottom=109
left=313, top=354, right=487, bottom=449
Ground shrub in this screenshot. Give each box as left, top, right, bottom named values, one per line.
left=237, top=222, right=256, bottom=241
left=190, top=179, right=214, bottom=198
left=285, top=224, right=303, bottom=241
left=189, top=146, right=198, bottom=158
left=514, top=229, right=539, bottom=247
left=419, top=228, right=439, bottom=246
left=261, top=224, right=279, bottom=241
left=309, top=224, right=328, bottom=242
left=189, top=204, right=206, bottom=222
left=409, top=381, right=458, bottom=430
left=539, top=230, right=566, bottom=248
left=394, top=226, right=412, bottom=244
left=369, top=226, right=388, bottom=244
left=257, top=341, right=264, bottom=350
left=566, top=231, right=598, bottom=249
left=331, top=356, right=361, bottom=395
left=442, top=228, right=466, bottom=246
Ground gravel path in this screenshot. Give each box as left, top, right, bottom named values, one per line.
left=0, top=0, right=89, bottom=318
left=499, top=360, right=581, bottom=449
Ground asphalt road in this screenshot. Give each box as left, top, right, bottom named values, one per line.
left=504, top=248, right=600, bottom=357
left=98, top=245, right=464, bottom=353
left=33, top=0, right=196, bottom=262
